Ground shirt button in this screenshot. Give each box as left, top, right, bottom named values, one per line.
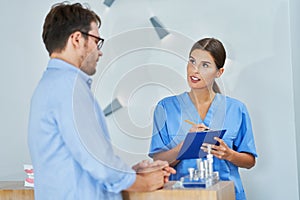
left=87, top=79, right=92, bottom=85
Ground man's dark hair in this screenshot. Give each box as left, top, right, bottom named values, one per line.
left=42, top=2, right=101, bottom=55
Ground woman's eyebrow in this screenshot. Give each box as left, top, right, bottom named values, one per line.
left=189, top=56, right=212, bottom=65
left=201, top=60, right=212, bottom=65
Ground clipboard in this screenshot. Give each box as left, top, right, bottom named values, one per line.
left=176, top=129, right=226, bottom=160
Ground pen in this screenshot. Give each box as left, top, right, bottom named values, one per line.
left=184, top=119, right=210, bottom=131
left=184, top=119, right=196, bottom=125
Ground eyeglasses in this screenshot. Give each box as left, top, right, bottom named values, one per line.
left=80, top=31, right=104, bottom=50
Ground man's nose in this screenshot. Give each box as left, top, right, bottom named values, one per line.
left=98, top=50, right=103, bottom=57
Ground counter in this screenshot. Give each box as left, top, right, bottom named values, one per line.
left=0, top=180, right=235, bottom=200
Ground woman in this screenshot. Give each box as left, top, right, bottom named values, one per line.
left=149, top=38, right=257, bottom=200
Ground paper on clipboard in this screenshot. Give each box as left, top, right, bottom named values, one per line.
left=176, top=129, right=226, bottom=160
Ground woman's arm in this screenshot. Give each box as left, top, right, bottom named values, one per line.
left=152, top=142, right=183, bottom=167
left=227, top=151, right=255, bottom=169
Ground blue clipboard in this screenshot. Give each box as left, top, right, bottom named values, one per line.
left=176, top=129, right=226, bottom=160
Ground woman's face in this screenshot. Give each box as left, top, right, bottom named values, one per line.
left=187, top=49, right=223, bottom=91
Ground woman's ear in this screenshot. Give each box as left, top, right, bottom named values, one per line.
left=216, top=68, right=224, bottom=78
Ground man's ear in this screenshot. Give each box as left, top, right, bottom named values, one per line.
left=70, top=31, right=83, bottom=49
left=216, top=68, right=224, bottom=78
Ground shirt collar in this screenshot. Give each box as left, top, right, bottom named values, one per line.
left=47, top=58, right=93, bottom=88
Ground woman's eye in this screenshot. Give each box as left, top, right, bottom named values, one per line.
left=189, top=58, right=196, bottom=65
left=202, top=63, right=209, bottom=68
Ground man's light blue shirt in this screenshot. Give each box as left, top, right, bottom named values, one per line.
left=149, top=92, right=257, bottom=200
left=28, top=59, right=136, bottom=200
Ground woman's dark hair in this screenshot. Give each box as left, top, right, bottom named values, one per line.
left=42, top=2, right=101, bottom=55
left=189, top=38, right=226, bottom=93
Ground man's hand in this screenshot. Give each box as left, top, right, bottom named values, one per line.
left=132, top=160, right=176, bottom=183
left=127, top=160, right=176, bottom=192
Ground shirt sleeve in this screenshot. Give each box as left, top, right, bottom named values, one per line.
left=149, top=101, right=171, bottom=157
left=233, top=104, right=258, bottom=157
left=57, top=75, right=136, bottom=193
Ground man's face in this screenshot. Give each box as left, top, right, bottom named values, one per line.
left=80, top=22, right=103, bottom=76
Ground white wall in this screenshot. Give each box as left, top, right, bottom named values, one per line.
left=290, top=0, right=300, bottom=198
left=0, top=0, right=299, bottom=199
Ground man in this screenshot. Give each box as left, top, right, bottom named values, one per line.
left=28, top=2, right=175, bottom=200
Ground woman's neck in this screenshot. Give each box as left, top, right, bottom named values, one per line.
left=188, top=89, right=216, bottom=105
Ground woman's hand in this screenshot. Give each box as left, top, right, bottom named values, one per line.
left=189, top=123, right=210, bottom=132
left=201, top=137, right=256, bottom=169
left=201, top=137, right=233, bottom=160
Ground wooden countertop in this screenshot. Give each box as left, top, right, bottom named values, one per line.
left=0, top=180, right=235, bottom=200
left=0, top=181, right=34, bottom=200
left=122, top=181, right=235, bottom=200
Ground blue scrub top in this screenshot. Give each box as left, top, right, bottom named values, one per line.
left=149, top=92, right=257, bottom=200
